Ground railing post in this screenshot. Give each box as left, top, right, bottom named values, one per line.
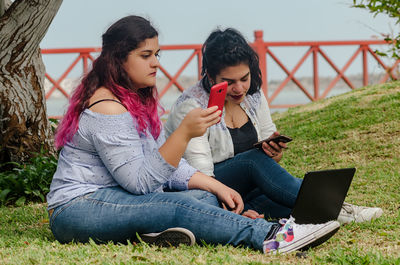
left=312, top=46, right=319, bottom=100
left=82, top=52, right=89, bottom=75
left=197, top=48, right=203, bottom=80
left=362, top=45, right=368, bottom=86
left=253, top=30, right=267, bottom=98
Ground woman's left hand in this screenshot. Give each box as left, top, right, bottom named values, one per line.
left=188, top=172, right=244, bottom=214
left=262, top=131, right=286, bottom=163
left=216, top=185, right=244, bottom=214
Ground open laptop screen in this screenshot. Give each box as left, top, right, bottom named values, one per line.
left=291, top=168, right=356, bottom=224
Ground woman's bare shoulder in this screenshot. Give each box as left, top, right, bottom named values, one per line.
left=88, top=87, right=127, bottom=115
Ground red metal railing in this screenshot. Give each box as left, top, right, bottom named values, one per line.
left=156, top=44, right=202, bottom=97
left=42, top=48, right=101, bottom=100
left=42, top=30, right=399, bottom=118
left=252, top=31, right=399, bottom=108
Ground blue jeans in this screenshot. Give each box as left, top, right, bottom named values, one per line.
left=49, top=186, right=274, bottom=250
left=214, top=148, right=302, bottom=218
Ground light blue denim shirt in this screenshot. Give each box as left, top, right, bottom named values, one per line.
left=47, top=109, right=196, bottom=209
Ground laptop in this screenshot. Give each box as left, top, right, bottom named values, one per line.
left=291, top=168, right=356, bottom=224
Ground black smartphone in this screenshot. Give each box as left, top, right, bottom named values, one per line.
left=253, top=134, right=293, bottom=149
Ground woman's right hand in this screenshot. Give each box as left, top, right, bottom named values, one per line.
left=242, top=209, right=265, bottom=219
left=179, top=106, right=221, bottom=140
left=160, top=106, right=220, bottom=168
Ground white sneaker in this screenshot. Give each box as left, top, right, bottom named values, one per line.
left=338, top=202, right=383, bottom=224
left=263, top=216, right=340, bottom=254
left=139, top=227, right=195, bottom=247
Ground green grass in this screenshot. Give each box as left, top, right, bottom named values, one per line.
left=1, top=82, right=400, bottom=264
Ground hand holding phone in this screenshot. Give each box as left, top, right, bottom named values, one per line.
left=207, top=81, right=228, bottom=117
left=253, top=134, right=292, bottom=149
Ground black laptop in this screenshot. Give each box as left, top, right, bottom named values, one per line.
left=291, top=168, right=356, bottom=224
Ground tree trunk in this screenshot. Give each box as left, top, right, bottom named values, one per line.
left=0, top=0, right=62, bottom=165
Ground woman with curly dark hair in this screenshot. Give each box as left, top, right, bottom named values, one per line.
left=165, top=28, right=382, bottom=223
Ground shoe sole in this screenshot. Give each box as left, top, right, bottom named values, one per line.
left=300, top=226, right=340, bottom=251
left=278, top=221, right=340, bottom=254
left=139, top=228, right=195, bottom=247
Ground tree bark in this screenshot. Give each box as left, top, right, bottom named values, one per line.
left=0, top=0, right=62, bottom=165
left=0, top=1, right=11, bottom=24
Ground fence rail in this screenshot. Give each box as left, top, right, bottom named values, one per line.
left=42, top=30, right=399, bottom=118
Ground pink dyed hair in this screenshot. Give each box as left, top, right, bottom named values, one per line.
left=54, top=15, right=163, bottom=148
left=54, top=82, right=163, bottom=149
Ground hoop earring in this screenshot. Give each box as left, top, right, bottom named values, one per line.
left=207, top=75, right=215, bottom=87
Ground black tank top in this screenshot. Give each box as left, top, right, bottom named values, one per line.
left=87, top=99, right=125, bottom=109
left=227, top=119, right=258, bottom=155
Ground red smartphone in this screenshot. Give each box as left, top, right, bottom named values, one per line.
left=253, top=134, right=292, bottom=149
left=207, top=81, right=228, bottom=117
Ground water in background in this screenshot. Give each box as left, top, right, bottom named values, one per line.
left=46, top=73, right=386, bottom=117
left=46, top=86, right=351, bottom=117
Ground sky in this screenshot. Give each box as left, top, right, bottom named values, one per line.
left=40, top=0, right=396, bottom=79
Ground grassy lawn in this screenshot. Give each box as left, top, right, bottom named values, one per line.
left=1, top=81, right=400, bottom=264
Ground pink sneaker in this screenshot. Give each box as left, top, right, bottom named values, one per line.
left=263, top=216, right=340, bottom=254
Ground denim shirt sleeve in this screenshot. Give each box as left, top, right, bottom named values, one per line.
left=156, top=129, right=197, bottom=190
left=165, top=98, right=215, bottom=176
left=86, top=111, right=193, bottom=194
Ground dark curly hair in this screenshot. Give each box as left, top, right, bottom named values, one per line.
left=201, top=28, right=262, bottom=95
